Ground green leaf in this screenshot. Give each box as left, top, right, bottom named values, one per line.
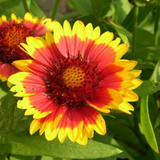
left=127, top=46, right=160, bottom=61
left=57, top=11, right=80, bottom=24
left=0, top=155, right=5, bottom=160
left=112, top=0, right=133, bottom=24
left=109, top=21, right=132, bottom=44
left=134, top=80, right=160, bottom=96
left=1, top=132, right=122, bottom=159
left=134, top=0, right=146, bottom=7
left=9, top=155, right=35, bottom=160
left=136, top=28, right=154, bottom=46
left=0, top=81, right=9, bottom=105
left=0, top=91, right=28, bottom=135
left=140, top=96, right=159, bottom=153
left=17, top=0, right=46, bottom=18
left=41, top=156, right=54, bottom=160
left=28, top=0, right=45, bottom=17
left=90, top=0, right=112, bottom=18
left=0, top=0, right=20, bottom=18
left=93, top=133, right=134, bottom=160
left=150, top=61, right=160, bottom=82
left=135, top=61, right=155, bottom=70
left=69, top=0, right=93, bottom=16
left=122, top=2, right=157, bottom=32
left=155, top=112, right=160, bottom=129
left=154, top=126, right=160, bottom=159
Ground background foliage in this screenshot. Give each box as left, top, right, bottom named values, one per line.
left=0, top=0, right=160, bottom=160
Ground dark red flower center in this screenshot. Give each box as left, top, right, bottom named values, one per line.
left=0, top=22, right=35, bottom=63
left=46, top=57, right=100, bottom=108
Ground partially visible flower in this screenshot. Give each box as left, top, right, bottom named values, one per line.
left=9, top=20, right=142, bottom=145
left=0, top=13, right=54, bottom=87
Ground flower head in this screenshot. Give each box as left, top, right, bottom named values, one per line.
left=9, top=20, right=142, bottom=145
left=0, top=13, right=54, bottom=87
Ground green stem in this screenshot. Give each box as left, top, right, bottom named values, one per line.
left=154, top=2, right=160, bottom=46
left=22, top=0, right=29, bottom=12
left=131, top=5, right=139, bottom=60
left=51, top=0, right=61, bottom=20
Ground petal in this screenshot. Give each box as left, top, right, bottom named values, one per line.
left=13, top=59, right=49, bottom=77
left=17, top=93, right=55, bottom=118
left=115, top=43, right=129, bottom=61
left=24, top=12, right=54, bottom=36
left=87, top=88, right=123, bottom=113
left=0, top=15, right=7, bottom=26
left=99, top=60, right=138, bottom=80
left=88, top=32, right=116, bottom=69
left=100, top=72, right=135, bottom=91
left=45, top=32, right=64, bottom=61
left=9, top=72, right=46, bottom=96
left=21, top=37, right=53, bottom=68
left=30, top=104, right=64, bottom=136
left=118, top=101, right=134, bottom=115
left=30, top=118, right=46, bottom=135
left=129, top=79, right=143, bottom=90
left=56, top=107, right=83, bottom=143
left=85, top=23, right=100, bottom=41
left=0, top=63, right=19, bottom=83
left=12, top=60, right=33, bottom=72
left=79, top=105, right=106, bottom=136
left=121, top=89, right=139, bottom=102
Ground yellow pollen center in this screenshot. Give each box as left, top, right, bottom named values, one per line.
left=63, top=66, right=85, bottom=87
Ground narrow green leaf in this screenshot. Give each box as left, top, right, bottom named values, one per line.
left=122, top=2, right=157, bottom=32
left=140, top=96, right=159, bottom=153
left=1, top=132, right=122, bottom=159
left=29, top=0, right=46, bottom=17
left=57, top=11, right=80, bottom=23
left=127, top=46, right=160, bottom=61
left=109, top=21, right=132, bottom=44
left=135, top=61, right=155, bottom=70
left=90, top=0, right=112, bottom=18
left=69, top=0, right=93, bottom=16
left=17, top=0, right=46, bottom=18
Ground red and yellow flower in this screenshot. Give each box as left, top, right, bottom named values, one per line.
left=9, top=20, right=142, bottom=145
left=0, top=12, right=54, bottom=87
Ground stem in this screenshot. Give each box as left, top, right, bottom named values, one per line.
left=22, top=0, right=29, bottom=12
left=51, top=0, right=61, bottom=20
left=131, top=5, right=139, bottom=60
left=154, top=2, right=160, bottom=46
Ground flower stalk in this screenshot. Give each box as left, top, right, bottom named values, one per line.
left=51, top=0, right=61, bottom=20
left=131, top=5, right=139, bottom=59
left=22, top=0, right=29, bottom=12
left=154, top=2, right=160, bottom=46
